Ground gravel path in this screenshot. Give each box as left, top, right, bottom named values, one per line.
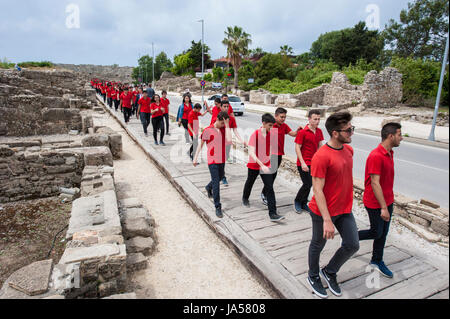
left=97, top=112, right=274, bottom=299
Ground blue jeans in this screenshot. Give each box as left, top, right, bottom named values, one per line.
left=358, top=204, right=393, bottom=263
left=308, top=212, right=360, bottom=277
left=206, top=164, right=225, bottom=209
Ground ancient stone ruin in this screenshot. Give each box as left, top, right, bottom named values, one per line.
left=55, top=64, right=134, bottom=83
left=0, top=68, right=154, bottom=299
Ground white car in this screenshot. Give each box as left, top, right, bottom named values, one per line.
left=206, top=94, right=245, bottom=116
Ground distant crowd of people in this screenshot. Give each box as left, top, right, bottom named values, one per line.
left=91, top=78, right=403, bottom=299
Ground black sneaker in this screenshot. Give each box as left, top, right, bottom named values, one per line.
left=205, top=187, right=213, bottom=199
left=261, top=192, right=268, bottom=206
left=320, top=268, right=342, bottom=297
left=294, top=201, right=303, bottom=213
left=215, top=208, right=223, bottom=218
left=269, top=214, right=285, bottom=222
left=242, top=198, right=250, bottom=207
left=307, top=275, right=328, bottom=299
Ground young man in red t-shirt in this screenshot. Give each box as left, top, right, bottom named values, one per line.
left=358, top=122, right=402, bottom=279
left=242, top=113, right=285, bottom=222
left=137, top=91, right=152, bottom=136
left=261, top=107, right=301, bottom=206
left=193, top=112, right=231, bottom=218
left=120, top=87, right=133, bottom=123
left=161, top=90, right=171, bottom=136
left=306, top=111, right=359, bottom=299
left=150, top=94, right=165, bottom=146
left=106, top=85, right=113, bottom=108
left=294, top=109, right=324, bottom=213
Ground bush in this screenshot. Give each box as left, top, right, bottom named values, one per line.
left=390, top=56, right=443, bottom=107
left=212, top=67, right=224, bottom=82
left=17, top=61, right=53, bottom=68
left=203, top=73, right=213, bottom=81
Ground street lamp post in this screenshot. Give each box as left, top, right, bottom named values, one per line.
left=429, top=32, right=449, bottom=141
left=198, top=19, right=204, bottom=106
left=152, top=42, right=155, bottom=89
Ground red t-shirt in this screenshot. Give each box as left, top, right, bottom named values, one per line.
left=111, top=89, right=118, bottom=100
left=161, top=98, right=170, bottom=115
left=101, top=85, right=106, bottom=94
left=120, top=92, right=133, bottom=108
left=363, top=144, right=395, bottom=209
left=247, top=129, right=273, bottom=170
left=106, top=87, right=112, bottom=97
left=210, top=105, right=234, bottom=126
left=272, top=122, right=292, bottom=156
left=308, top=144, right=354, bottom=217
left=201, top=125, right=226, bottom=165
left=188, top=110, right=200, bottom=137
left=150, top=103, right=164, bottom=118
left=182, top=103, right=193, bottom=120
left=138, top=97, right=151, bottom=113
left=295, top=125, right=324, bottom=166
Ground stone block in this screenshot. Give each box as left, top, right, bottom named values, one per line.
left=59, top=244, right=121, bottom=264
left=430, top=218, right=449, bottom=236
left=72, top=230, right=99, bottom=246
left=98, top=280, right=118, bottom=298
left=108, top=134, right=122, bottom=159
left=126, top=237, right=155, bottom=256
left=126, top=253, right=147, bottom=272
left=119, top=197, right=143, bottom=209
left=103, top=292, right=137, bottom=299
left=396, top=216, right=441, bottom=243
left=7, top=259, right=53, bottom=296
left=122, top=217, right=154, bottom=239
left=82, top=146, right=113, bottom=167
left=81, top=134, right=109, bottom=148
left=409, top=215, right=431, bottom=228
left=420, top=199, right=440, bottom=209
left=121, top=207, right=155, bottom=227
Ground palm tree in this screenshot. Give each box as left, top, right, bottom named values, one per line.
left=222, top=26, right=252, bottom=90
left=279, top=45, right=294, bottom=55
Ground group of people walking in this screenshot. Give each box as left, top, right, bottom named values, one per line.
left=91, top=79, right=170, bottom=145
left=91, top=78, right=403, bottom=299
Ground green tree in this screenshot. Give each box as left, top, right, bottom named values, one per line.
left=311, top=21, right=384, bottom=68
left=155, top=52, right=173, bottom=79
left=383, top=0, right=449, bottom=61
left=188, top=40, right=213, bottom=70
left=132, top=55, right=154, bottom=83
left=212, top=67, right=224, bottom=82
left=171, top=51, right=195, bottom=76
left=238, top=60, right=257, bottom=91
left=279, top=45, right=294, bottom=55
left=254, top=53, right=292, bottom=85
left=248, top=47, right=266, bottom=59
left=222, top=26, right=252, bottom=89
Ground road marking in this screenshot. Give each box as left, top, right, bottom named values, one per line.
left=353, top=147, right=449, bottom=173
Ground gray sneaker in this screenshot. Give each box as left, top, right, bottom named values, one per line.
left=269, top=214, right=285, bottom=222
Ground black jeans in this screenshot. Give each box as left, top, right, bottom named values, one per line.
left=107, top=97, right=112, bottom=108
left=152, top=116, right=164, bottom=143
left=262, top=155, right=282, bottom=198
left=140, top=113, right=151, bottom=134
left=102, top=94, right=106, bottom=102
left=123, top=107, right=132, bottom=123
left=243, top=168, right=277, bottom=216
left=295, top=165, right=312, bottom=205
left=206, top=163, right=225, bottom=209
left=308, top=212, right=360, bottom=278
left=163, top=113, right=170, bottom=134
left=114, top=99, right=120, bottom=111
left=181, top=119, right=190, bottom=143
left=358, top=204, right=394, bottom=263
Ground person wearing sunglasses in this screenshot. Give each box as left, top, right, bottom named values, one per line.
left=306, top=111, right=359, bottom=299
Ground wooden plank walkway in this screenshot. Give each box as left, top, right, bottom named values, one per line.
left=97, top=97, right=449, bottom=299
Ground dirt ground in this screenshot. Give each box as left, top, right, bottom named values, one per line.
left=94, top=112, right=274, bottom=299
left=0, top=197, right=72, bottom=288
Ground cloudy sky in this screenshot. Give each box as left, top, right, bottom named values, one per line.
left=0, top=0, right=411, bottom=67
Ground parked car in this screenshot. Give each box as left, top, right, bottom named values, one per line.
left=206, top=94, right=245, bottom=116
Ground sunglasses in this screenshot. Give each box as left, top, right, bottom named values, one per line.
left=337, top=126, right=355, bottom=134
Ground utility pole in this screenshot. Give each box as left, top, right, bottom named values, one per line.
left=152, top=42, right=155, bottom=89
left=429, top=32, right=449, bottom=141
left=198, top=19, right=205, bottom=106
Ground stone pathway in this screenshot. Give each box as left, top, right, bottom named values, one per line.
left=97, top=96, right=449, bottom=299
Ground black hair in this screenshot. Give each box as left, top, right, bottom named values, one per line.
left=217, top=111, right=230, bottom=121
left=194, top=103, right=202, bottom=109
left=161, top=90, right=167, bottom=95
left=308, top=109, right=321, bottom=118
left=381, top=122, right=402, bottom=141
left=325, top=112, right=353, bottom=136
left=151, top=94, right=160, bottom=103
left=183, top=94, right=192, bottom=104
left=221, top=100, right=230, bottom=106
left=275, top=107, right=287, bottom=115
left=221, top=94, right=228, bottom=98
left=262, top=113, right=276, bottom=124
left=214, top=98, right=221, bottom=103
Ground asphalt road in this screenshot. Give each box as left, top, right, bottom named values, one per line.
left=167, top=94, right=449, bottom=209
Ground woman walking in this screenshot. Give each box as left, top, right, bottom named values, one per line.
left=176, top=93, right=193, bottom=144
left=150, top=94, right=165, bottom=146
left=161, top=90, right=171, bottom=136
left=137, top=91, right=152, bottom=136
